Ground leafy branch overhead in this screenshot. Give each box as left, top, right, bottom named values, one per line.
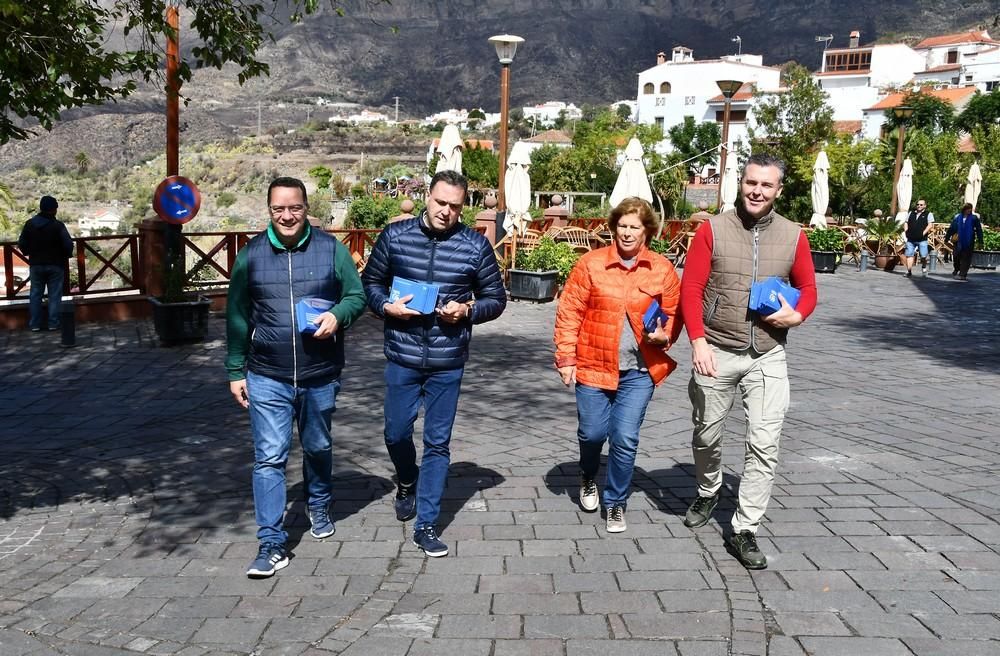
left=0, top=0, right=389, bottom=144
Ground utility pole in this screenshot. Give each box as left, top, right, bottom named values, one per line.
left=393, top=96, right=400, bottom=122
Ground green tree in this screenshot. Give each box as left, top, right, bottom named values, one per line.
left=794, top=136, right=884, bottom=219
left=749, top=62, right=835, bottom=219
left=885, top=91, right=956, bottom=134
left=957, top=88, right=1000, bottom=132
left=969, top=125, right=1000, bottom=226
left=667, top=117, right=722, bottom=175
left=74, top=151, right=91, bottom=175
left=0, top=181, right=16, bottom=238
left=616, top=104, right=633, bottom=123
left=0, top=0, right=388, bottom=144
left=462, top=143, right=499, bottom=188
left=308, top=164, right=333, bottom=189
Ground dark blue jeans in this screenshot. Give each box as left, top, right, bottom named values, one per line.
left=246, top=370, right=340, bottom=545
left=576, top=369, right=655, bottom=508
left=383, top=361, right=464, bottom=532
left=28, top=264, right=64, bottom=330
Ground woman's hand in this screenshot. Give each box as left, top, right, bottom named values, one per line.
left=557, top=365, right=577, bottom=386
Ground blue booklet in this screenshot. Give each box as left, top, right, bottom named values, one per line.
left=749, top=277, right=800, bottom=316
left=296, top=298, right=336, bottom=334
left=642, top=298, right=670, bottom=333
left=389, top=277, right=440, bottom=315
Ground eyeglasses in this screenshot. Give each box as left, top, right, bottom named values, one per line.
left=269, top=204, right=306, bottom=217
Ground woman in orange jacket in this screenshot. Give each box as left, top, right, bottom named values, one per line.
left=554, top=197, right=681, bottom=533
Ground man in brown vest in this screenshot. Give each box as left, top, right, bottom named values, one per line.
left=678, top=154, right=818, bottom=569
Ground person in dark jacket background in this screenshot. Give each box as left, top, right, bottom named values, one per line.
left=18, top=195, right=73, bottom=331
left=944, top=203, right=984, bottom=281
left=362, top=170, right=506, bottom=557
left=226, top=177, right=366, bottom=578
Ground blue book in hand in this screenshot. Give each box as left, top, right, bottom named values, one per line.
left=296, top=298, right=336, bottom=334
left=749, top=277, right=800, bottom=316
left=389, top=277, right=440, bottom=315
left=642, top=299, right=670, bottom=333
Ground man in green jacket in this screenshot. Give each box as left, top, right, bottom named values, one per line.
left=226, top=177, right=366, bottom=578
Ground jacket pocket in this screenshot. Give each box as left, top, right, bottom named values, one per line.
left=704, top=295, right=721, bottom=326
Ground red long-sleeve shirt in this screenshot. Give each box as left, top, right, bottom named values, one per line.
left=680, top=221, right=818, bottom=342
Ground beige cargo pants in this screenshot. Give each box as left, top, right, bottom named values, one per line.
left=688, top=344, right=790, bottom=534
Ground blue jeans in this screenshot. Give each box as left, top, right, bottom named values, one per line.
left=576, top=369, right=655, bottom=508
left=383, top=362, right=464, bottom=532
left=28, top=265, right=64, bottom=330
left=246, top=370, right=340, bottom=545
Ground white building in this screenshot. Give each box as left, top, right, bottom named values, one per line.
left=861, top=86, right=977, bottom=140
left=520, top=129, right=574, bottom=156
left=78, top=207, right=122, bottom=236
left=345, top=109, right=391, bottom=125
left=421, top=108, right=469, bottom=127
left=521, top=101, right=582, bottom=126
left=913, top=29, right=1000, bottom=91
left=812, top=31, right=925, bottom=123
left=635, top=46, right=782, bottom=166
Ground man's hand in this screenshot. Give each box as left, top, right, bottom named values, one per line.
left=310, top=311, right=339, bottom=339
left=384, top=295, right=421, bottom=320
left=645, top=318, right=670, bottom=347
left=436, top=300, right=471, bottom=324
left=761, top=293, right=803, bottom=329
left=557, top=365, right=577, bottom=386
left=691, top=337, right=717, bottom=378
left=230, top=380, right=249, bottom=409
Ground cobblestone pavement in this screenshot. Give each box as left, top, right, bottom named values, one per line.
left=2, top=266, right=999, bottom=656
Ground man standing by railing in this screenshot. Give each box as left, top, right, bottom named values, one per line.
left=226, top=177, right=366, bottom=578
left=18, top=195, right=73, bottom=332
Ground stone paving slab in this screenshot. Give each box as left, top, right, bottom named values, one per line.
left=2, top=266, right=1000, bottom=654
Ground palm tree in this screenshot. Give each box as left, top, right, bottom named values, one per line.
left=0, top=181, right=16, bottom=239
left=75, top=151, right=90, bottom=175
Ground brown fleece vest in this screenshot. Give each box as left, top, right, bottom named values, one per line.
left=702, top=209, right=801, bottom=353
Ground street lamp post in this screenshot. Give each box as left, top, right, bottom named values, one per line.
left=715, top=80, right=742, bottom=209
left=889, top=105, right=914, bottom=217
left=489, top=34, right=524, bottom=212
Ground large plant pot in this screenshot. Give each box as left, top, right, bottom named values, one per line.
left=971, top=250, right=1000, bottom=270
left=149, top=295, right=211, bottom=345
left=810, top=250, right=839, bottom=273
left=509, top=269, right=559, bottom=302
left=874, top=254, right=898, bottom=272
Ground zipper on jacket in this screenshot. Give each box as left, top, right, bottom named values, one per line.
left=750, top=226, right=760, bottom=351
left=421, top=239, right=438, bottom=369
left=287, top=250, right=298, bottom=387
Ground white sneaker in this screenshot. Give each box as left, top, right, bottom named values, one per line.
left=579, top=476, right=599, bottom=512
left=921, top=267, right=928, bottom=277
left=606, top=505, right=626, bottom=533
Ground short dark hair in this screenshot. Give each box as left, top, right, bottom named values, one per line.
left=267, top=177, right=308, bottom=206
left=962, top=202, right=974, bottom=212
left=429, top=170, right=469, bottom=200
left=608, top=197, right=658, bottom=245
left=741, top=153, right=786, bottom=184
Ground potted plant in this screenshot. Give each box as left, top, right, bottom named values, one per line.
left=971, top=227, right=1000, bottom=270
left=148, top=259, right=211, bottom=345
left=863, top=216, right=903, bottom=271
left=805, top=228, right=845, bottom=273
left=509, top=236, right=580, bottom=302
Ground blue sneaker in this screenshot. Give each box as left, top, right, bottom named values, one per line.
left=413, top=526, right=448, bottom=557
left=246, top=542, right=289, bottom=578
left=308, top=505, right=336, bottom=539
left=394, top=480, right=417, bottom=522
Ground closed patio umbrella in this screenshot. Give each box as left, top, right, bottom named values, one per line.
left=435, top=124, right=463, bottom=174
left=809, top=150, right=830, bottom=228
left=503, top=141, right=532, bottom=235
left=964, top=162, right=982, bottom=211
left=609, top=137, right=653, bottom=207
left=719, top=155, right=738, bottom=213
left=895, top=158, right=913, bottom=224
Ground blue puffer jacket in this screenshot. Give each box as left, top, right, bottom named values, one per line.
left=362, top=214, right=506, bottom=370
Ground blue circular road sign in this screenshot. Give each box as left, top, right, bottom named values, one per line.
left=153, top=176, right=201, bottom=225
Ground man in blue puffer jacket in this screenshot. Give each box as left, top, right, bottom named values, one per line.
left=227, top=177, right=367, bottom=578
left=362, top=170, right=507, bottom=557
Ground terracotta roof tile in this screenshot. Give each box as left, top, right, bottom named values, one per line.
left=525, top=129, right=572, bottom=144
left=865, top=86, right=977, bottom=111
left=915, top=30, right=1000, bottom=49
left=958, top=134, right=977, bottom=153
left=834, top=120, right=863, bottom=134
left=921, top=64, right=962, bottom=73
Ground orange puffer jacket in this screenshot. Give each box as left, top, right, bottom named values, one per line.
left=554, top=245, right=681, bottom=390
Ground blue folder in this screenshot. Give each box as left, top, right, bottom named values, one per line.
left=296, top=298, right=336, bottom=334
left=642, top=299, right=671, bottom=333
left=749, top=277, right=800, bottom=316
left=389, top=277, right=440, bottom=315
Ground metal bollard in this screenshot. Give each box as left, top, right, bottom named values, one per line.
left=858, top=251, right=868, bottom=272
left=928, top=251, right=937, bottom=273
left=60, top=297, right=76, bottom=348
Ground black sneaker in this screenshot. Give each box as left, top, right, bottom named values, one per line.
left=905, top=270, right=912, bottom=278
left=246, top=542, right=289, bottom=578
left=727, top=530, right=767, bottom=569
left=413, top=526, right=448, bottom=557
left=308, top=505, right=336, bottom=539
left=683, top=493, right=719, bottom=528
left=579, top=475, right=599, bottom=512
left=394, top=480, right=417, bottom=522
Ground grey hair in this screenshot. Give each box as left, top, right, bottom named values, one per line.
left=741, top=153, right=786, bottom=184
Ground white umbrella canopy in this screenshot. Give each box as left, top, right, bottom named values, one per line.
left=964, top=162, right=982, bottom=210
left=609, top=137, right=653, bottom=207
left=719, top=155, right=739, bottom=213
left=895, top=158, right=913, bottom=224
left=435, top=124, right=463, bottom=174
left=503, top=141, right=532, bottom=234
left=809, top=150, right=830, bottom=228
